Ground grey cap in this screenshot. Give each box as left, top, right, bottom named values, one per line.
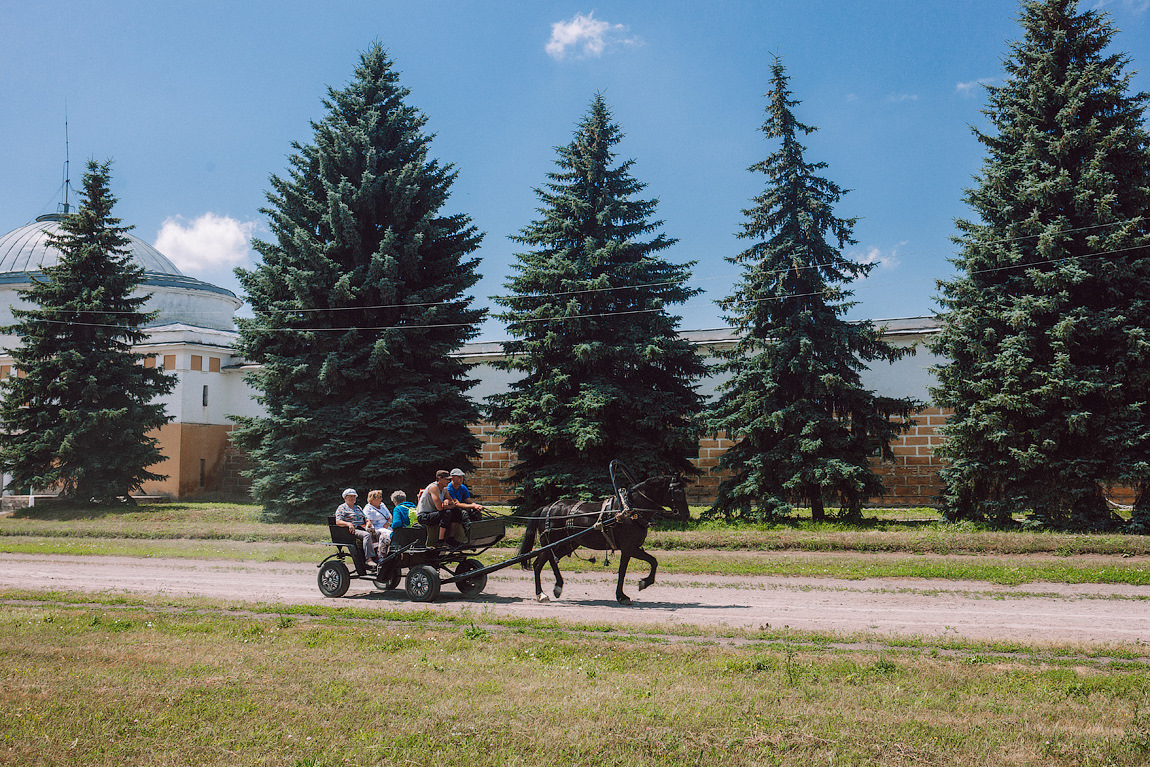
left=342, top=488, right=358, bottom=498
left=449, top=468, right=465, bottom=477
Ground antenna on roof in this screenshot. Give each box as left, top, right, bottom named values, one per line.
left=60, top=105, right=71, bottom=215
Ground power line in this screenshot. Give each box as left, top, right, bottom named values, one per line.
left=14, top=236, right=1148, bottom=335
left=7, top=221, right=1146, bottom=332
left=17, top=217, right=1142, bottom=319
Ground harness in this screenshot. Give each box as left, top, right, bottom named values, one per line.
left=535, top=461, right=683, bottom=566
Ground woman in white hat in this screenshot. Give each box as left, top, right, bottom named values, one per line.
left=334, top=488, right=378, bottom=567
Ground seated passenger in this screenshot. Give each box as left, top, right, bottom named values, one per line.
left=416, top=470, right=465, bottom=547
left=389, top=490, right=415, bottom=529
left=363, top=489, right=392, bottom=555
left=334, top=488, right=378, bottom=567
left=446, top=468, right=486, bottom=525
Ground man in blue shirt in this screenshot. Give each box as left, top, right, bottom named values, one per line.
left=445, top=468, right=485, bottom=518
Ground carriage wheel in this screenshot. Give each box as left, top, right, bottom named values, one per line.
left=317, top=560, right=350, bottom=598
left=455, top=558, right=487, bottom=598
left=374, top=564, right=401, bottom=591
left=405, top=565, right=441, bottom=602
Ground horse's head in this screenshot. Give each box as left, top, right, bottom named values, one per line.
left=631, top=473, right=690, bottom=522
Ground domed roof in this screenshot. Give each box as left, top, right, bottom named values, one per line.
left=0, top=213, right=238, bottom=299
left=0, top=214, right=181, bottom=275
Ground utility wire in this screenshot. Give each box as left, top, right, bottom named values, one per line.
left=10, top=222, right=1148, bottom=332
left=16, top=237, right=1150, bottom=335
left=17, top=218, right=1142, bottom=319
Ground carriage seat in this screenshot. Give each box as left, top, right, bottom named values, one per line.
left=326, top=515, right=370, bottom=575
left=326, top=515, right=357, bottom=546
left=389, top=525, right=425, bottom=550
left=420, top=518, right=506, bottom=548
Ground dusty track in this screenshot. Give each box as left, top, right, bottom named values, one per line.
left=2, top=551, right=1149, bottom=645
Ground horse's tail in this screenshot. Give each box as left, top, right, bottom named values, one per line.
left=518, top=510, right=540, bottom=569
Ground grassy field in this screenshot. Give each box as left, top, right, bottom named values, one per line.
left=1, top=594, right=1149, bottom=766
left=2, top=501, right=1149, bottom=586
left=2, top=502, right=1150, bottom=765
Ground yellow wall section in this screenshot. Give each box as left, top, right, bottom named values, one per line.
left=142, top=423, right=234, bottom=498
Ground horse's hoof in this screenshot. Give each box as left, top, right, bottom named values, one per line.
left=638, top=579, right=650, bottom=591
left=617, top=595, right=632, bottom=605
left=536, top=593, right=550, bottom=603
left=554, top=584, right=563, bottom=599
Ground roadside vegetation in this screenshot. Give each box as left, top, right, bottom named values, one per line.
left=2, top=595, right=1149, bottom=766
left=3, top=501, right=1150, bottom=765
left=1, top=501, right=1149, bottom=586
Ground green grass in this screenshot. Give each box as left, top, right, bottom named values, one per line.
left=4, top=502, right=1149, bottom=765
left=2, top=593, right=1149, bottom=766
left=3, top=500, right=1149, bottom=585
left=0, top=501, right=323, bottom=542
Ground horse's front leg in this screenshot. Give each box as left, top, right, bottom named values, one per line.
left=532, top=552, right=549, bottom=602
left=633, top=548, right=658, bottom=592
left=548, top=552, right=564, bottom=599
left=616, top=551, right=633, bottom=604
left=533, top=551, right=564, bottom=602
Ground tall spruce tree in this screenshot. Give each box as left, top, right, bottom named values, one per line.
left=234, top=44, right=485, bottom=521
left=707, top=59, right=918, bottom=522
left=488, top=94, right=706, bottom=513
left=931, top=0, right=1150, bottom=528
left=0, top=160, right=174, bottom=500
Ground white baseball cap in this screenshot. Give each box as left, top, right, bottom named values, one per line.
left=343, top=488, right=358, bottom=498
left=450, top=468, right=465, bottom=477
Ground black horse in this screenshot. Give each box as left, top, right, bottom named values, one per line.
left=517, top=474, right=689, bottom=604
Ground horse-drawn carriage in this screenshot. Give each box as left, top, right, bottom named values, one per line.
left=318, top=516, right=507, bottom=601
left=316, top=462, right=690, bottom=604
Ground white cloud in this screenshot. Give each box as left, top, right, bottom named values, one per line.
left=856, top=244, right=903, bottom=271
left=1092, top=0, right=1149, bottom=14
left=154, top=213, right=256, bottom=273
left=886, top=93, right=918, bottom=104
left=546, top=12, right=637, bottom=59
left=956, top=78, right=996, bottom=96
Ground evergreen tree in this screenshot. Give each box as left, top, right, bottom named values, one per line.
left=488, top=94, right=706, bottom=513
left=234, top=44, right=485, bottom=521
left=931, top=0, right=1150, bottom=528
left=0, top=160, right=174, bottom=501
left=706, top=59, right=918, bottom=522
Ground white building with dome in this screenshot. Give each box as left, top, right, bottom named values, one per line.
left=0, top=213, right=261, bottom=498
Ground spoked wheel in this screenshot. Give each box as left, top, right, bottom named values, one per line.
left=455, top=558, right=487, bottom=598
left=374, top=564, right=401, bottom=591
left=405, top=564, right=441, bottom=603
left=317, top=560, right=351, bottom=598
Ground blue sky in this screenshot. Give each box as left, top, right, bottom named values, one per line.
left=2, top=0, right=1149, bottom=341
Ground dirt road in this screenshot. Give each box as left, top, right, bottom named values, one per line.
left=3, top=551, right=1148, bottom=645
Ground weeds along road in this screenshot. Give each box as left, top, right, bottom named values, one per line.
left=1, top=552, right=1148, bottom=645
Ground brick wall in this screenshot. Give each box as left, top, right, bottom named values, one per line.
left=868, top=407, right=950, bottom=507
left=468, top=422, right=513, bottom=503
left=217, top=431, right=254, bottom=499
left=689, top=434, right=738, bottom=505
left=462, top=408, right=952, bottom=508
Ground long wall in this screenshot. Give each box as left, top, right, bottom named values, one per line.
left=457, top=317, right=951, bottom=508
left=464, top=408, right=951, bottom=508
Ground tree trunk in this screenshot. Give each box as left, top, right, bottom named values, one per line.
left=811, top=494, right=825, bottom=522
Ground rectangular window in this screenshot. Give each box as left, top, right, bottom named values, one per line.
left=199, top=458, right=206, bottom=488
left=191, top=355, right=203, bottom=372
left=163, top=355, right=176, bottom=371
left=0, top=365, right=9, bottom=380
left=209, top=357, right=221, bottom=373
left=202, top=385, right=209, bottom=407
left=143, top=357, right=156, bottom=368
